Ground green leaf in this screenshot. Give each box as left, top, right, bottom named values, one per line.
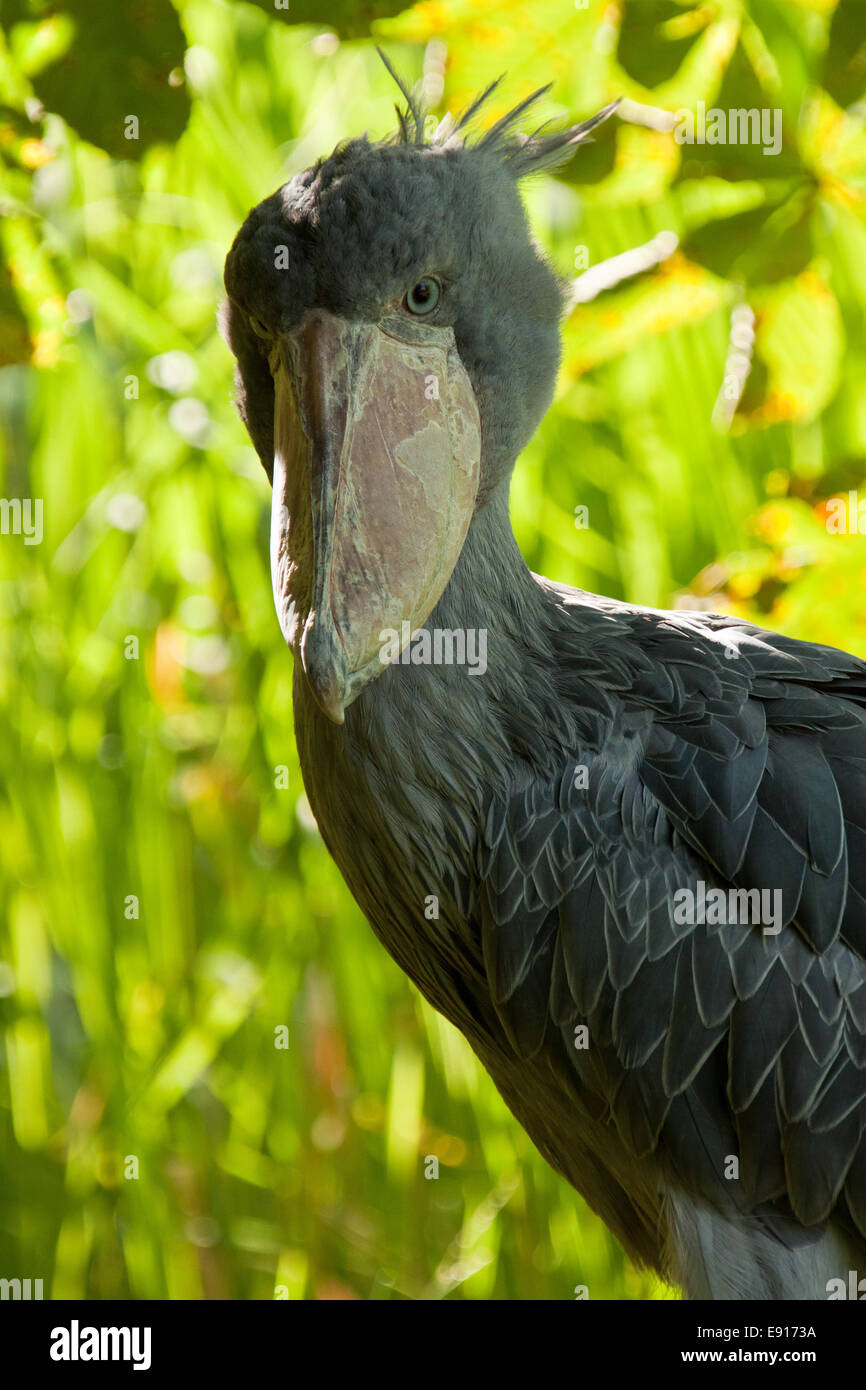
left=617, top=0, right=707, bottom=89
left=681, top=185, right=815, bottom=283
left=4, top=0, right=190, bottom=159
left=675, top=42, right=806, bottom=182
left=823, top=0, right=866, bottom=110
left=241, top=0, right=411, bottom=39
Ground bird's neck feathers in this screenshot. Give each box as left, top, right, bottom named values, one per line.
left=433, top=482, right=543, bottom=635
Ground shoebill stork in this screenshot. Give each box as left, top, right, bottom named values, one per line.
left=222, top=65, right=866, bottom=1300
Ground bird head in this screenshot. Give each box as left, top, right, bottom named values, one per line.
left=222, top=59, right=615, bottom=722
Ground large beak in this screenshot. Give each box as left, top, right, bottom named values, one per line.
left=269, top=308, right=481, bottom=723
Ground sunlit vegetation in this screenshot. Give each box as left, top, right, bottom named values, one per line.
left=1, top=0, right=865, bottom=1299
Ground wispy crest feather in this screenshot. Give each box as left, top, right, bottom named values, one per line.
left=375, top=47, right=618, bottom=176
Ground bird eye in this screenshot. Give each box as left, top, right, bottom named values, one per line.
left=249, top=315, right=271, bottom=340
left=405, top=278, right=441, bottom=315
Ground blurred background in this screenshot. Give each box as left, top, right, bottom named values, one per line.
left=1, top=0, right=865, bottom=1300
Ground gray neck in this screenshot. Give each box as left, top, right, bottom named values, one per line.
left=431, top=481, right=543, bottom=634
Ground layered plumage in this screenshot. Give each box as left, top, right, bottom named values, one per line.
left=223, top=68, right=866, bottom=1298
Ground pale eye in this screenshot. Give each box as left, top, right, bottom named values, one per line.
left=405, top=278, right=441, bottom=315
left=249, top=315, right=271, bottom=339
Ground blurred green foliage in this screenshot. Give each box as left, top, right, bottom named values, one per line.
left=0, top=0, right=865, bottom=1300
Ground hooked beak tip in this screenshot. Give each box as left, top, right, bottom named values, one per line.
left=301, top=625, right=347, bottom=724
left=317, top=687, right=346, bottom=725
